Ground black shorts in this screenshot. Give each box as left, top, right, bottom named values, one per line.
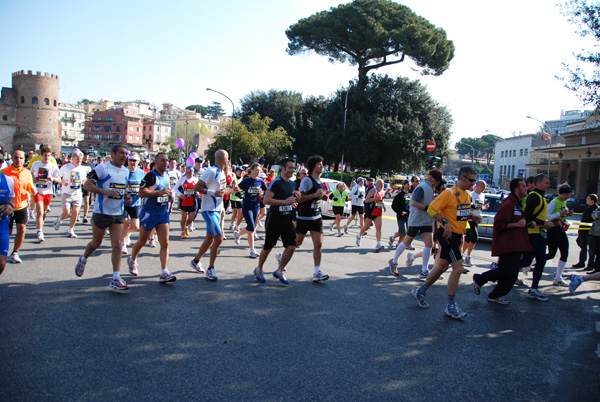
left=464, top=222, right=479, bottom=244
left=263, top=213, right=297, bottom=250
left=296, top=218, right=324, bottom=235
left=223, top=198, right=230, bottom=209
left=92, top=213, right=124, bottom=229
left=180, top=205, right=196, bottom=213
left=124, top=205, right=141, bottom=219
left=259, top=201, right=265, bottom=208
left=332, top=206, right=344, bottom=216
left=436, top=227, right=463, bottom=263
left=231, top=200, right=242, bottom=209
left=406, top=225, right=433, bottom=238
left=82, top=189, right=89, bottom=197
left=8, top=208, right=28, bottom=231
left=351, top=205, right=364, bottom=215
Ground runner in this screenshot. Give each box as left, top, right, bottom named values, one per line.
left=2, top=150, right=36, bottom=264
left=229, top=166, right=244, bottom=231
left=356, top=179, right=387, bottom=251
left=0, top=171, right=15, bottom=281
left=127, top=153, right=176, bottom=284
left=344, top=177, right=366, bottom=232
left=573, top=194, right=598, bottom=270
left=189, top=157, right=205, bottom=232
left=234, top=163, right=267, bottom=258
left=295, top=155, right=329, bottom=281
left=189, top=150, right=239, bottom=280
left=545, top=183, right=574, bottom=286
left=472, top=178, right=532, bottom=305
left=121, top=152, right=145, bottom=254
left=389, top=179, right=411, bottom=247
left=329, top=182, right=349, bottom=236
left=53, top=151, right=87, bottom=238
left=174, top=165, right=199, bottom=238
left=30, top=145, right=62, bottom=242
left=388, top=170, right=442, bottom=277
left=166, top=158, right=182, bottom=214
left=254, top=158, right=300, bottom=284
left=74, top=145, right=132, bottom=291
left=410, top=166, right=479, bottom=320
left=462, top=180, right=489, bottom=268
left=80, top=152, right=92, bottom=223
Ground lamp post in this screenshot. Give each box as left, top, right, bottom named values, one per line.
left=340, top=86, right=350, bottom=182
left=457, top=141, right=475, bottom=168
left=206, top=88, right=235, bottom=160
left=526, top=115, right=553, bottom=176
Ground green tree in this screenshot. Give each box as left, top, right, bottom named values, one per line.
left=559, top=0, right=600, bottom=106
left=185, top=104, right=208, bottom=116
left=286, top=0, right=455, bottom=85
left=455, top=133, right=501, bottom=167
left=206, top=101, right=226, bottom=119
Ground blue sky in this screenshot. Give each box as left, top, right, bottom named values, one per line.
left=0, top=0, right=592, bottom=144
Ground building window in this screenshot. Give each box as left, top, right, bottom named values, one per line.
left=20, top=96, right=24, bottom=104
left=525, top=149, right=528, bottom=156
left=116, top=135, right=121, bottom=141
left=136, top=127, right=140, bottom=132
left=501, top=151, right=504, bottom=158
left=104, top=126, right=111, bottom=132
left=520, top=149, right=523, bottom=156
left=53, top=100, right=57, bottom=107
left=2, top=115, right=6, bottom=121
left=116, top=126, right=121, bottom=132
left=32, top=97, right=38, bottom=104
left=44, top=98, right=49, bottom=105
left=94, top=125, right=101, bottom=132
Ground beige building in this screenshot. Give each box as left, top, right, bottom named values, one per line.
left=84, top=99, right=114, bottom=118
left=58, top=103, right=86, bottom=148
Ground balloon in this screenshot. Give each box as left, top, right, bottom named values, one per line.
left=126, top=150, right=130, bottom=158
left=190, top=152, right=198, bottom=160
left=187, top=156, right=195, bottom=166
left=176, top=138, right=185, bottom=149
left=73, top=148, right=80, bottom=153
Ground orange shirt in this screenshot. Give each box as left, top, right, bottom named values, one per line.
left=2, top=164, right=36, bottom=210
left=427, top=185, right=472, bottom=234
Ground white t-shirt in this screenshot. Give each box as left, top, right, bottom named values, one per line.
left=167, top=168, right=182, bottom=190
left=31, top=160, right=61, bottom=195
left=90, top=161, right=130, bottom=216
left=350, top=184, right=366, bottom=206
left=199, top=166, right=226, bottom=212
left=59, top=163, right=87, bottom=198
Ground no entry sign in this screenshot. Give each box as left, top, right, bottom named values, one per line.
left=426, top=141, right=436, bottom=152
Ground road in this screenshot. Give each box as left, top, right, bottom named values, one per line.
left=0, top=199, right=598, bottom=401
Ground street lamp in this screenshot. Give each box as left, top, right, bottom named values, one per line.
left=526, top=115, right=554, bottom=177
left=456, top=141, right=474, bottom=168
left=206, top=88, right=235, bottom=161
left=340, top=85, right=350, bottom=182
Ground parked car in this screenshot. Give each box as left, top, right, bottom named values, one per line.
left=566, top=197, right=587, bottom=213
left=476, top=194, right=505, bottom=239
left=320, top=178, right=352, bottom=218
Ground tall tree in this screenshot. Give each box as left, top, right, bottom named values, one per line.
left=559, top=0, right=600, bottom=106
left=286, top=0, right=455, bottom=84
left=455, top=134, right=501, bottom=167
left=206, top=101, right=226, bottom=119
left=185, top=104, right=208, bottom=116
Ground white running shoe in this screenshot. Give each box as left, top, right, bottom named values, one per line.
left=148, top=237, right=157, bottom=248
left=67, top=230, right=77, bottom=238
left=37, top=231, right=45, bottom=243
left=343, top=224, right=348, bottom=234
left=388, top=235, right=394, bottom=247
left=53, top=217, right=61, bottom=231
left=249, top=249, right=260, bottom=258
left=356, top=234, right=361, bottom=246
left=229, top=224, right=235, bottom=231
left=406, top=253, right=415, bottom=268
left=330, top=222, right=334, bottom=231
left=234, top=231, right=241, bottom=244
left=8, top=252, right=22, bottom=264
left=275, top=252, right=287, bottom=271
left=313, top=270, right=329, bottom=281
left=190, top=259, right=205, bottom=273
left=125, top=235, right=131, bottom=247
left=121, top=243, right=128, bottom=254
left=127, top=256, right=139, bottom=276
left=206, top=267, right=218, bottom=281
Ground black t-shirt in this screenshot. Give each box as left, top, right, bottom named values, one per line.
left=268, top=177, right=296, bottom=217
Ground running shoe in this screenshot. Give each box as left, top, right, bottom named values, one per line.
left=258, top=220, right=263, bottom=228
left=418, top=270, right=429, bottom=280
left=313, top=270, right=329, bottom=281
left=121, top=243, right=128, bottom=254
left=149, top=238, right=157, bottom=248
left=249, top=249, right=260, bottom=259
left=472, top=274, right=481, bottom=295
left=444, top=304, right=467, bottom=320
left=75, top=255, right=86, bottom=277
left=180, top=231, right=186, bottom=239
left=53, top=217, right=61, bottom=231
left=222, top=234, right=227, bottom=240
left=188, top=224, right=195, bottom=232
left=463, top=256, right=473, bottom=267
left=275, top=252, right=287, bottom=271
left=229, top=224, right=235, bottom=231
left=254, top=268, right=266, bottom=283
left=206, top=267, right=218, bottom=281
left=273, top=270, right=289, bottom=285
left=159, top=272, right=176, bottom=283
left=185, top=228, right=190, bottom=236
left=406, top=246, right=415, bottom=251
left=127, top=256, right=139, bottom=276
left=254, top=232, right=261, bottom=240
left=82, top=216, right=89, bottom=224
left=104, top=229, right=109, bottom=237
left=388, top=259, right=399, bottom=276
left=8, top=252, right=22, bottom=264
left=343, top=224, right=348, bottom=234
left=37, top=231, right=45, bottom=243
left=125, top=235, right=131, bottom=246
left=411, top=288, right=429, bottom=309
left=356, top=234, right=361, bottom=246
left=552, top=278, right=568, bottom=287
left=569, top=274, right=584, bottom=294
left=406, top=253, right=415, bottom=268
left=190, top=259, right=205, bottom=273
left=527, top=289, right=549, bottom=302
left=462, top=268, right=470, bottom=274
left=522, top=265, right=532, bottom=275
left=487, top=296, right=510, bottom=305
left=337, top=231, right=343, bottom=237
left=109, top=277, right=129, bottom=291
left=330, top=222, right=334, bottom=231
left=67, top=230, right=77, bottom=238
left=388, top=235, right=394, bottom=247
left=375, top=244, right=385, bottom=252
left=572, top=262, right=585, bottom=268
left=234, top=231, right=241, bottom=244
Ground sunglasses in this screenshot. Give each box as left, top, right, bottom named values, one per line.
left=463, top=176, right=476, bottom=183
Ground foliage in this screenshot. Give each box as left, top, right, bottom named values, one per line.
left=286, top=0, right=455, bottom=84
left=185, top=104, right=208, bottom=116
left=318, top=74, right=453, bottom=176
left=206, top=101, right=226, bottom=119
left=171, top=122, right=200, bottom=157
left=559, top=0, right=600, bottom=106
left=454, top=133, right=501, bottom=167
left=205, top=114, right=293, bottom=166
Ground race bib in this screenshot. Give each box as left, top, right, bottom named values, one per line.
left=109, top=183, right=126, bottom=199
left=279, top=205, right=293, bottom=213
left=169, top=177, right=177, bottom=186
left=157, top=195, right=169, bottom=206
left=311, top=199, right=321, bottom=211
left=127, top=184, right=140, bottom=194
left=184, top=188, right=195, bottom=197
left=457, top=204, right=470, bottom=221
left=248, top=186, right=261, bottom=195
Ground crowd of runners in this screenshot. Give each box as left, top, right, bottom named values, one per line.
left=0, top=144, right=598, bottom=319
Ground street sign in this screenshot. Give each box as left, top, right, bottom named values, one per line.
left=427, top=141, right=436, bottom=152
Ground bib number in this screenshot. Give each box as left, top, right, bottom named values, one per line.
left=157, top=195, right=169, bottom=206
left=279, top=205, right=293, bottom=213
left=109, top=183, right=126, bottom=199
left=457, top=204, right=470, bottom=221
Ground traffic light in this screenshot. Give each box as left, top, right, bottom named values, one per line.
left=425, top=155, right=441, bottom=172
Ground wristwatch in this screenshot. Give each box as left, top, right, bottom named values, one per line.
left=441, top=218, right=449, bottom=225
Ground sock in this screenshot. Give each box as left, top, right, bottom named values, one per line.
left=422, top=247, right=431, bottom=273
left=556, top=260, right=567, bottom=280
left=392, top=242, right=407, bottom=264
left=417, top=284, right=428, bottom=296
left=448, top=295, right=456, bottom=306
left=376, top=241, right=382, bottom=248
left=315, top=265, right=320, bottom=274
left=81, top=255, right=87, bottom=263
left=112, top=272, right=120, bottom=280
left=162, top=269, right=168, bottom=275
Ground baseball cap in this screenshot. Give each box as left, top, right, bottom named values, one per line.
left=235, top=166, right=244, bottom=172
left=186, top=165, right=193, bottom=171
left=430, top=169, right=443, bottom=181
left=357, top=178, right=364, bottom=184
left=128, top=154, right=140, bottom=161
left=259, top=173, right=267, bottom=178
left=195, top=157, right=203, bottom=163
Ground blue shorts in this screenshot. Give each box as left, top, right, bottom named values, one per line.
left=139, top=209, right=170, bottom=231
left=243, top=207, right=259, bottom=232
left=0, top=219, right=8, bottom=256
left=202, top=211, right=222, bottom=236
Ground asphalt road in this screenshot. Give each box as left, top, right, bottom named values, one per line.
left=0, top=199, right=599, bottom=401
